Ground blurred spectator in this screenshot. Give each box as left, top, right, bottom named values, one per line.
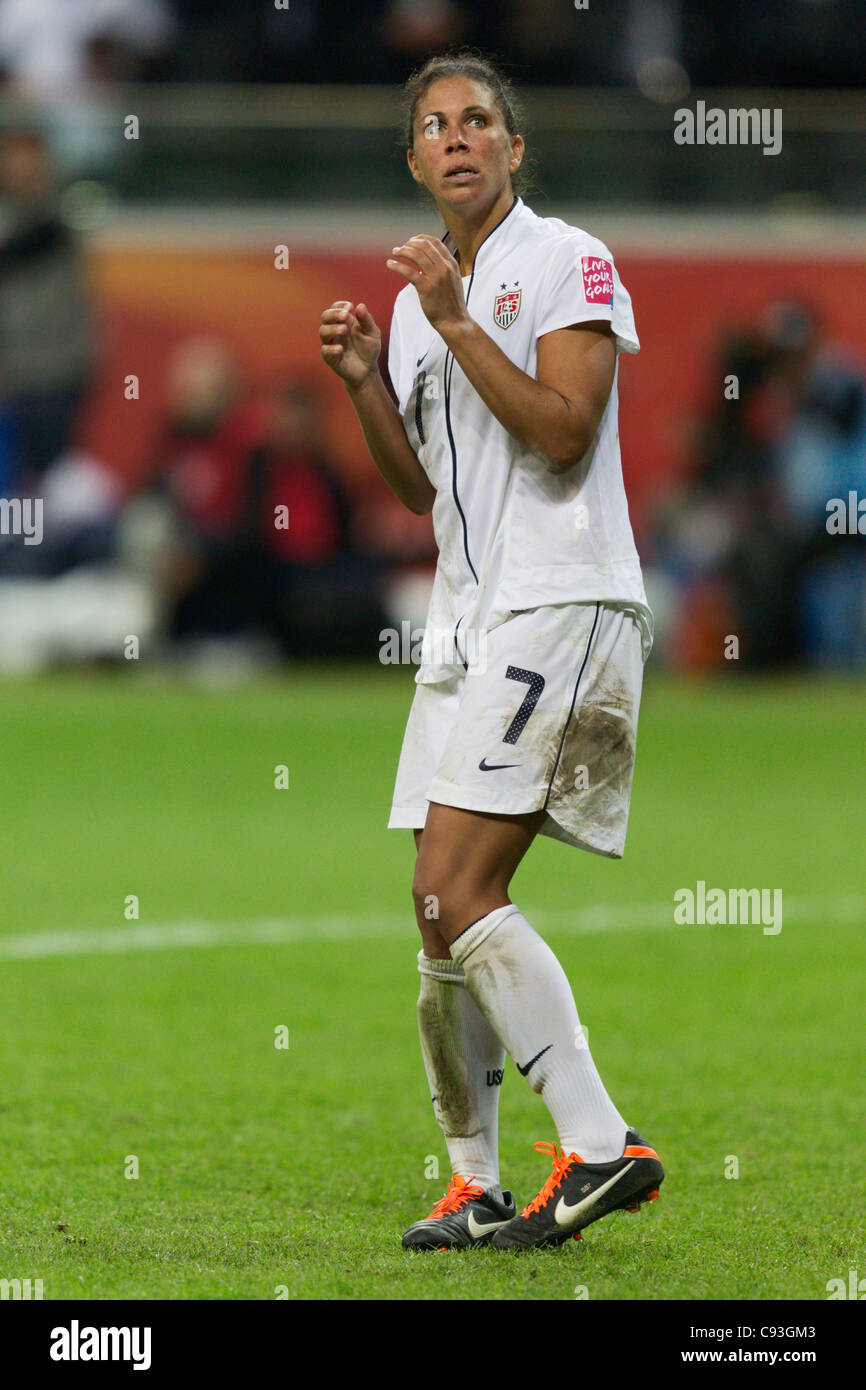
left=769, top=302, right=866, bottom=669
left=145, top=345, right=387, bottom=659
left=247, top=382, right=388, bottom=658
left=146, top=336, right=265, bottom=643
left=157, top=337, right=257, bottom=541
left=0, top=0, right=176, bottom=172
left=253, top=384, right=352, bottom=568
left=0, top=127, right=97, bottom=494
left=652, top=299, right=866, bottom=671
left=0, top=0, right=859, bottom=88
left=314, top=0, right=500, bottom=84
left=0, top=0, right=175, bottom=96
left=381, top=1, right=469, bottom=59
left=652, top=319, right=796, bottom=668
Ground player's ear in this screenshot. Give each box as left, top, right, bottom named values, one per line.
left=509, top=134, right=525, bottom=173
left=407, top=148, right=425, bottom=186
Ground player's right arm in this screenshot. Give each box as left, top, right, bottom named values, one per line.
left=319, top=300, right=435, bottom=516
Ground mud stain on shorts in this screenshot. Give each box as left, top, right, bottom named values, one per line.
left=549, top=677, right=636, bottom=805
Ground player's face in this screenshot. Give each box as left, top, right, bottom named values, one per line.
left=408, top=76, right=523, bottom=211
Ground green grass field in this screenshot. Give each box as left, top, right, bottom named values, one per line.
left=0, top=667, right=863, bottom=1301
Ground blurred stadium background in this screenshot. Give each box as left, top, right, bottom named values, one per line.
left=1, top=1, right=864, bottom=1302
left=1, top=0, right=865, bottom=673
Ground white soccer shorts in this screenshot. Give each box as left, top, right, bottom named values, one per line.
left=388, top=602, right=650, bottom=858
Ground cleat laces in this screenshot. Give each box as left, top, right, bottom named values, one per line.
left=521, top=1140, right=582, bottom=1218
left=427, top=1174, right=484, bottom=1219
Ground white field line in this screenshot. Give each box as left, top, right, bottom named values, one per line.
left=0, top=896, right=862, bottom=961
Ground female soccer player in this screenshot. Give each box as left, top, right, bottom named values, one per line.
left=319, top=51, right=663, bottom=1251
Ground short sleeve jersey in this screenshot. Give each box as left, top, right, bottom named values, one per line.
left=387, top=196, right=652, bottom=683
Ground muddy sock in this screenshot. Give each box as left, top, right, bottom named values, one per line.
left=416, top=951, right=505, bottom=1189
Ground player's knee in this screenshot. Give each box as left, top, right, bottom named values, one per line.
left=414, top=891, right=480, bottom=943
left=412, top=862, right=465, bottom=931
left=413, top=871, right=466, bottom=954
left=413, top=839, right=516, bottom=939
left=412, top=870, right=440, bottom=925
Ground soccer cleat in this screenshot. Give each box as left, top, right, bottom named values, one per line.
left=490, top=1128, right=664, bottom=1250
left=401, top=1174, right=517, bottom=1250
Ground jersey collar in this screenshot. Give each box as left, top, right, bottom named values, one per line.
left=441, top=195, right=523, bottom=275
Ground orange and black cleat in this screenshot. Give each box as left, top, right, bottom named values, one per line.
left=490, top=1129, right=664, bottom=1250
left=402, top=1174, right=517, bottom=1250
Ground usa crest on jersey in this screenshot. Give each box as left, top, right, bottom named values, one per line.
left=493, top=288, right=521, bottom=329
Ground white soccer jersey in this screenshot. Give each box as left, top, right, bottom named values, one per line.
left=387, top=195, right=652, bottom=683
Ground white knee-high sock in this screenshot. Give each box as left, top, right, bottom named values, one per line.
left=416, top=951, right=505, bottom=1190
left=448, top=905, right=627, bottom=1164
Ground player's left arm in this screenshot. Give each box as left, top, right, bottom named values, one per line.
left=387, top=233, right=616, bottom=474
left=534, top=323, right=617, bottom=469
